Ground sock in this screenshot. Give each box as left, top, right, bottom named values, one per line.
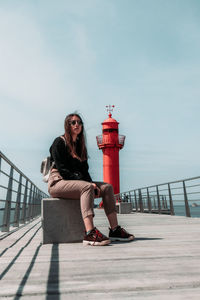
left=111, top=225, right=119, bottom=232
left=86, top=228, right=95, bottom=235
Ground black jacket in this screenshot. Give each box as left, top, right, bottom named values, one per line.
left=49, top=136, right=92, bottom=182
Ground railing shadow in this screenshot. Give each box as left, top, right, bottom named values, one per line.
left=46, top=243, right=60, bottom=300
left=0, top=220, right=41, bottom=257
left=13, top=243, right=42, bottom=300
left=0, top=225, right=41, bottom=280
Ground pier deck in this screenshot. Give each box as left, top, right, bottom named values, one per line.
left=1, top=210, right=200, bottom=299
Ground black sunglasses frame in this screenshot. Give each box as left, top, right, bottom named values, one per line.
left=69, top=120, right=83, bottom=126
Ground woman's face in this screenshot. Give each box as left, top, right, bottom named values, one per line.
left=69, top=115, right=82, bottom=139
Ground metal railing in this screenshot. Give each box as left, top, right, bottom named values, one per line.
left=0, top=151, right=48, bottom=232
left=96, top=134, right=125, bottom=146
left=115, top=176, right=200, bottom=217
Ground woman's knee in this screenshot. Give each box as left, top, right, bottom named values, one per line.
left=81, top=182, right=94, bottom=195
left=101, top=183, right=114, bottom=195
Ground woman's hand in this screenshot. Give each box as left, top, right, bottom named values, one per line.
left=92, top=183, right=100, bottom=198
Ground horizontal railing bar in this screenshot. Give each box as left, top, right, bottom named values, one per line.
left=171, top=192, right=200, bottom=196
left=0, top=151, right=45, bottom=194
left=188, top=199, right=200, bottom=202
left=0, top=170, right=10, bottom=177
left=0, top=172, right=22, bottom=186
left=121, top=175, right=200, bottom=194
left=155, top=188, right=168, bottom=192
left=0, top=204, right=41, bottom=212
left=184, top=184, right=200, bottom=188
left=1, top=179, right=39, bottom=192
left=0, top=174, right=39, bottom=191
left=0, top=200, right=26, bottom=205
left=0, top=185, right=8, bottom=190
left=139, top=187, right=183, bottom=193
left=186, top=191, right=200, bottom=195
left=132, top=198, right=200, bottom=202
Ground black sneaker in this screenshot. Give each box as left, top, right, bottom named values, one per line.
left=83, top=227, right=111, bottom=246
left=109, top=225, right=135, bottom=242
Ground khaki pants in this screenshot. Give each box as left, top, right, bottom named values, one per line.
left=48, top=170, right=116, bottom=219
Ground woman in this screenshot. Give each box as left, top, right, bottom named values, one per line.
left=48, top=113, right=134, bottom=246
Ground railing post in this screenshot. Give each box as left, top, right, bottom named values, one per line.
left=168, top=183, right=174, bottom=215
left=161, top=196, right=165, bottom=209
left=34, top=187, right=38, bottom=217
left=2, top=166, right=14, bottom=232
left=21, top=179, right=28, bottom=223
left=153, top=197, right=156, bottom=209
left=147, top=188, right=152, bottom=213
left=183, top=181, right=191, bottom=217
left=139, top=189, right=144, bottom=212
left=33, top=187, right=37, bottom=218
left=30, top=186, right=36, bottom=219
left=39, top=191, right=42, bottom=215
left=35, top=189, right=38, bottom=216
left=128, top=192, right=131, bottom=204
left=27, top=183, right=33, bottom=221
left=156, top=186, right=161, bottom=214
left=37, top=190, right=41, bottom=215
left=164, top=197, right=168, bottom=209
left=134, top=190, right=138, bottom=212
left=143, top=198, right=146, bottom=209
left=13, top=174, right=22, bottom=227
left=130, top=192, right=135, bottom=208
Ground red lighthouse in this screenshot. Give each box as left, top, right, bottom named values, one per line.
left=96, top=105, right=125, bottom=200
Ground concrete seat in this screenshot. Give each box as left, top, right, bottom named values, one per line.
left=116, top=202, right=133, bottom=214
left=42, top=198, right=85, bottom=244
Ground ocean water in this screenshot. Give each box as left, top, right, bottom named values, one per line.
left=174, top=205, right=200, bottom=218
left=0, top=204, right=200, bottom=228
left=0, top=208, right=27, bottom=228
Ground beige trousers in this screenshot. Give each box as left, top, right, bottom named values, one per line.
left=48, top=170, right=117, bottom=219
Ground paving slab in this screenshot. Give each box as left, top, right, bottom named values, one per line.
left=0, top=210, right=200, bottom=299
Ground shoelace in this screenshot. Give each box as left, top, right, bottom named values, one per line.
left=92, top=229, right=103, bottom=246
left=116, top=226, right=129, bottom=237
left=121, top=227, right=130, bottom=236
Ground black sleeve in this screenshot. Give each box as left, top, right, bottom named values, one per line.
left=85, top=171, right=92, bottom=182
left=81, top=160, right=92, bottom=182
left=50, top=137, right=83, bottom=180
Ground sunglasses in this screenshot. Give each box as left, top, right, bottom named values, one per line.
left=69, top=120, right=83, bottom=126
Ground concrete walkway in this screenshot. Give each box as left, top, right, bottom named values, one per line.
left=0, top=210, right=200, bottom=299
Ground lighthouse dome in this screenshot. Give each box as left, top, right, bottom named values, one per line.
left=102, top=113, right=119, bottom=130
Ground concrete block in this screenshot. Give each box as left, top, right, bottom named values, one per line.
left=116, top=202, right=133, bottom=214
left=42, top=198, right=85, bottom=244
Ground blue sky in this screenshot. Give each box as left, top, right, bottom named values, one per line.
left=0, top=0, right=200, bottom=194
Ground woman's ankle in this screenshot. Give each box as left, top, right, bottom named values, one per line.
left=84, top=215, right=94, bottom=232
